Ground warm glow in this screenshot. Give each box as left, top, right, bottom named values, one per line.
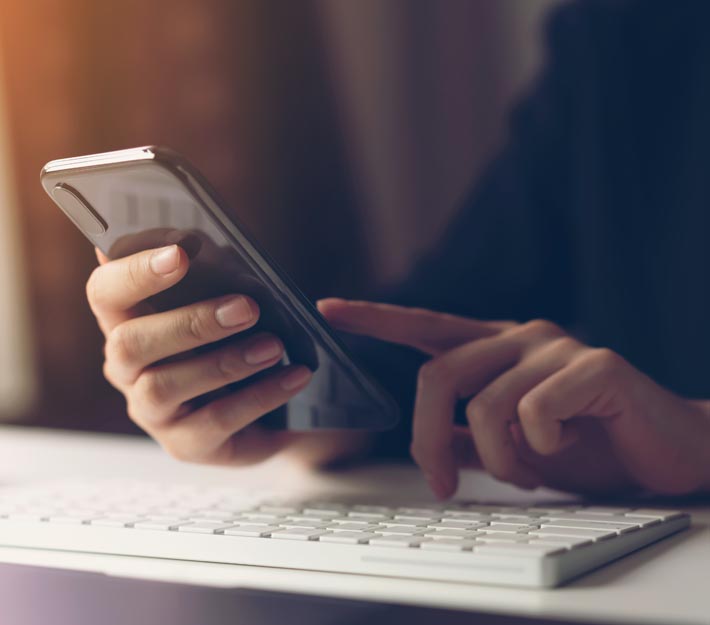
left=0, top=41, right=36, bottom=419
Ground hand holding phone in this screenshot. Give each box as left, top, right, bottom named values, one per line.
left=88, top=244, right=373, bottom=466
left=43, top=147, right=397, bottom=466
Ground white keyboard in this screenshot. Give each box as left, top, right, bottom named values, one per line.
left=0, top=480, right=690, bottom=588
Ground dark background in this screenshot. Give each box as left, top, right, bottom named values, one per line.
left=0, top=0, right=559, bottom=431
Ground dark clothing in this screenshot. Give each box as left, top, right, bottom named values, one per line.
left=360, top=0, right=710, bottom=456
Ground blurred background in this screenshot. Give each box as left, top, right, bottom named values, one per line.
left=0, top=0, right=561, bottom=433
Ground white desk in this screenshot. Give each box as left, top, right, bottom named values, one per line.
left=0, top=425, right=707, bottom=624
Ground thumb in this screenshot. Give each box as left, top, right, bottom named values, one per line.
left=318, top=298, right=508, bottom=355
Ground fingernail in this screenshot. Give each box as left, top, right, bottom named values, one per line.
left=150, top=245, right=179, bottom=275
left=215, top=296, right=255, bottom=328
left=244, top=336, right=283, bottom=365
left=280, top=366, right=312, bottom=391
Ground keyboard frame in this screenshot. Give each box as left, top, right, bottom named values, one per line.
left=0, top=513, right=690, bottom=588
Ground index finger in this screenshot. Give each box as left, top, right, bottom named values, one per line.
left=86, top=245, right=189, bottom=333
left=318, top=298, right=512, bottom=355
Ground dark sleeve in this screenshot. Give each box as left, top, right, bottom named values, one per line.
left=350, top=4, right=586, bottom=457
left=388, top=8, right=580, bottom=324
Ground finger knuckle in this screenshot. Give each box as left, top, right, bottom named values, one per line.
left=106, top=324, right=140, bottom=369
left=589, top=347, right=624, bottom=369
left=102, top=359, right=119, bottom=389
left=126, top=254, right=148, bottom=292
left=135, top=370, right=173, bottom=409
left=213, top=349, right=239, bottom=381
left=517, top=392, right=543, bottom=422
left=181, top=306, right=218, bottom=344
left=547, top=336, right=580, bottom=354
left=242, top=385, right=271, bottom=418
left=125, top=396, right=146, bottom=429
left=465, top=394, right=495, bottom=427
left=417, top=359, right=448, bottom=389
left=586, top=347, right=626, bottom=376
left=521, top=318, right=563, bottom=339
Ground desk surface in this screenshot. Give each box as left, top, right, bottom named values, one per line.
left=0, top=425, right=708, bottom=625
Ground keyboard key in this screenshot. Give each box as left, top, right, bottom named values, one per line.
left=320, top=531, right=377, bottom=545
left=277, top=519, right=329, bottom=530
left=240, top=512, right=286, bottom=522
left=420, top=539, right=478, bottom=552
left=443, top=512, right=489, bottom=521
left=427, top=522, right=487, bottom=531
left=530, top=527, right=615, bottom=541
left=491, top=515, right=541, bottom=523
left=348, top=512, right=391, bottom=520
left=327, top=517, right=373, bottom=527
left=626, top=509, right=683, bottom=521
left=189, top=512, right=239, bottom=523
left=540, top=519, right=638, bottom=534
left=224, top=525, right=279, bottom=537
left=379, top=520, right=428, bottom=528
left=552, top=513, right=644, bottom=526
left=527, top=505, right=582, bottom=514
left=227, top=518, right=275, bottom=528
left=487, top=523, right=537, bottom=532
left=396, top=507, right=441, bottom=516
left=374, top=526, right=424, bottom=536
left=178, top=523, right=235, bottom=534
left=326, top=523, right=379, bottom=532
left=134, top=520, right=183, bottom=531
left=424, top=528, right=481, bottom=539
left=393, top=514, right=441, bottom=523
left=532, top=536, right=592, bottom=549
left=491, top=510, right=543, bottom=519
left=47, top=515, right=94, bottom=525
left=286, top=515, right=328, bottom=524
left=270, top=528, right=329, bottom=541
left=369, top=535, right=426, bottom=548
left=91, top=516, right=143, bottom=528
left=302, top=509, right=342, bottom=519
left=133, top=521, right=185, bottom=532
left=476, top=533, right=532, bottom=543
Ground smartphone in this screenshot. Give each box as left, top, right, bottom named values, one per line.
left=41, top=146, right=399, bottom=431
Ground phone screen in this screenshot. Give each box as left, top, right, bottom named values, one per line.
left=41, top=149, right=399, bottom=431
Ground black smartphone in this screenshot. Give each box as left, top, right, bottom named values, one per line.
left=41, top=146, right=399, bottom=431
